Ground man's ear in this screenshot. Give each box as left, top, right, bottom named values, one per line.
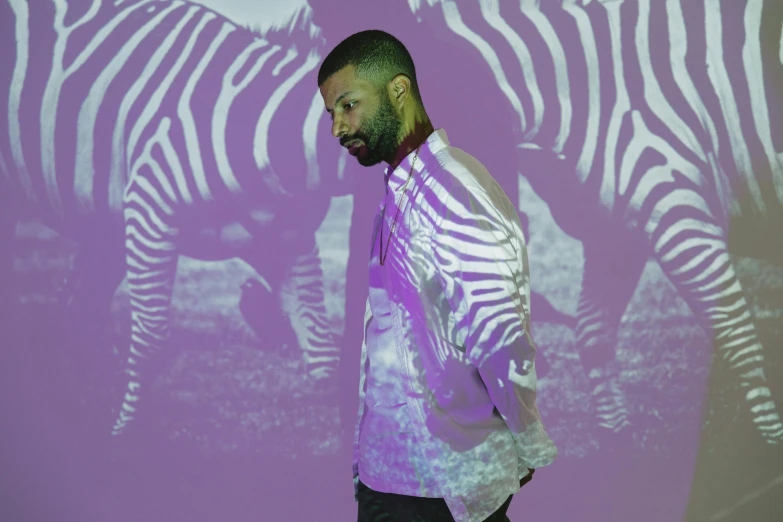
left=390, top=74, right=411, bottom=105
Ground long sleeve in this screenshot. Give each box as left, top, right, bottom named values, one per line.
left=430, top=181, right=558, bottom=470
left=352, top=296, right=373, bottom=501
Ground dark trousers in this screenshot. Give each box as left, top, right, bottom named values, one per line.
left=357, top=480, right=513, bottom=522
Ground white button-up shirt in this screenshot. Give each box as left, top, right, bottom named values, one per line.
left=353, top=129, right=558, bottom=522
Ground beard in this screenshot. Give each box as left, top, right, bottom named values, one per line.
left=341, top=91, right=402, bottom=167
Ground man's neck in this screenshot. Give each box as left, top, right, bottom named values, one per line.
left=388, top=111, right=435, bottom=170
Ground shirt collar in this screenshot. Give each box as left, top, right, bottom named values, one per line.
left=384, top=128, right=449, bottom=195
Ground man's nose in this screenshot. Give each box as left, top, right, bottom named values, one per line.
left=331, top=115, right=348, bottom=139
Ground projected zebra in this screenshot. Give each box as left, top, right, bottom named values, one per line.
left=406, top=0, right=783, bottom=444
left=0, top=0, right=352, bottom=436
left=56, top=213, right=342, bottom=379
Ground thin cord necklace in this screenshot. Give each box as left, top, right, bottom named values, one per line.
left=380, top=145, right=420, bottom=266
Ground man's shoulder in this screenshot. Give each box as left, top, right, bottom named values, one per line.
left=425, top=145, right=514, bottom=216
left=425, top=145, right=494, bottom=196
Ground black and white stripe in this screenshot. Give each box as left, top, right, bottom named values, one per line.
left=412, top=0, right=783, bottom=444
left=1, top=0, right=349, bottom=436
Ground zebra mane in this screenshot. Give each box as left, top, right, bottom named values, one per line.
left=113, top=0, right=327, bottom=49
left=241, top=3, right=325, bottom=47
left=112, top=0, right=322, bottom=39
left=405, top=0, right=619, bottom=17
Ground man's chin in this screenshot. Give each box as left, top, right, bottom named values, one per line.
left=356, top=154, right=383, bottom=167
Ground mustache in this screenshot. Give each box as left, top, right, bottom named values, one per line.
left=340, top=134, right=364, bottom=148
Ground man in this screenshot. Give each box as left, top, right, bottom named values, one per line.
left=318, top=30, right=558, bottom=522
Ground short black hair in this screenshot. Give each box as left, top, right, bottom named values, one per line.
left=317, top=29, right=421, bottom=103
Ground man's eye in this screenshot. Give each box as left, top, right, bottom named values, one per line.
left=344, top=101, right=356, bottom=110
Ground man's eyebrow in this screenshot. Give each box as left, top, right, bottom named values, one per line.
left=326, top=91, right=354, bottom=112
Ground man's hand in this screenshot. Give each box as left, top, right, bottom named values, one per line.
left=520, top=468, right=535, bottom=488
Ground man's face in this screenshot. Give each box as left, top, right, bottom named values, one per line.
left=320, top=65, right=403, bottom=167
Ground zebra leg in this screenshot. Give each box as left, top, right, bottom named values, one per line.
left=648, top=214, right=783, bottom=445
left=237, top=198, right=339, bottom=382
left=111, top=176, right=178, bottom=437
left=237, top=227, right=300, bottom=354
left=575, top=226, right=650, bottom=441
left=256, top=229, right=339, bottom=383
left=283, top=242, right=340, bottom=382
left=530, top=291, right=578, bottom=329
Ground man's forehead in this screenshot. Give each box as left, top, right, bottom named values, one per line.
left=321, top=65, right=370, bottom=106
